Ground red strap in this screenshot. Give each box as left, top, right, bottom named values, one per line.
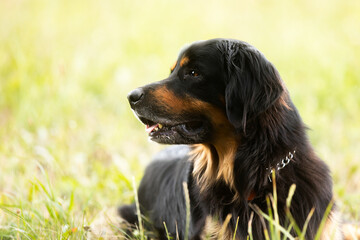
left=247, top=190, right=256, bottom=201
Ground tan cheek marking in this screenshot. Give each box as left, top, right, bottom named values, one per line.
left=152, top=86, right=239, bottom=189
left=152, top=86, right=196, bottom=113
left=180, top=56, right=189, bottom=67
left=152, top=86, right=220, bottom=114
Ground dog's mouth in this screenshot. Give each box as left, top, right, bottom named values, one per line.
left=139, top=117, right=210, bottom=144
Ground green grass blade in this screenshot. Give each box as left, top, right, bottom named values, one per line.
left=299, top=207, right=315, bottom=240
left=250, top=204, right=296, bottom=240
left=0, top=205, right=38, bottom=238
left=233, top=216, right=240, bottom=240
left=163, top=221, right=172, bottom=240
left=271, top=172, right=281, bottom=239
left=266, top=196, right=275, bottom=239
left=314, top=200, right=334, bottom=240
left=282, top=222, right=294, bottom=240
left=133, top=177, right=144, bottom=240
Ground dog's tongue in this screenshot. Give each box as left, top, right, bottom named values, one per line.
left=145, top=124, right=159, bottom=134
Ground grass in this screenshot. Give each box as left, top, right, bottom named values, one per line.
left=249, top=184, right=334, bottom=240
left=0, top=0, right=359, bottom=239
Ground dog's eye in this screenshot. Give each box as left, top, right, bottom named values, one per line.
left=189, top=70, right=199, bottom=77
left=183, top=69, right=200, bottom=80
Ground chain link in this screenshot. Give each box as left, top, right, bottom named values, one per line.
left=267, top=150, right=296, bottom=182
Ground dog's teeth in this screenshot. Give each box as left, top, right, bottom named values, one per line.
left=158, top=124, right=163, bottom=129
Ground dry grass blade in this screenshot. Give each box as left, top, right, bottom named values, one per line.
left=218, top=213, right=232, bottom=239
left=247, top=212, right=254, bottom=240
left=183, top=182, right=191, bottom=240
left=286, top=184, right=296, bottom=208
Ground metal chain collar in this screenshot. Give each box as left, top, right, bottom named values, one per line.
left=267, top=150, right=296, bottom=182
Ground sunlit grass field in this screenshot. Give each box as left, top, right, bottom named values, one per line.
left=1, top=0, right=359, bottom=238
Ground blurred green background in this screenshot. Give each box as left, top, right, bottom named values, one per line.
left=0, top=0, right=359, bottom=238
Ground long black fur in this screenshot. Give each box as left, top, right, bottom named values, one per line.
left=120, top=39, right=336, bottom=239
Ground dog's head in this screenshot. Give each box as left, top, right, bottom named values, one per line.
left=128, top=39, right=284, bottom=144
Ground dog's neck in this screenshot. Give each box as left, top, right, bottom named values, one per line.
left=191, top=96, right=306, bottom=199
left=233, top=97, right=307, bottom=200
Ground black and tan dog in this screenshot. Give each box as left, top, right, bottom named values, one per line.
left=120, top=39, right=342, bottom=239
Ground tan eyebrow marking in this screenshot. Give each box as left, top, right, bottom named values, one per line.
left=180, top=56, right=189, bottom=67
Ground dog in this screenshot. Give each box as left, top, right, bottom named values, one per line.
left=119, top=39, right=342, bottom=239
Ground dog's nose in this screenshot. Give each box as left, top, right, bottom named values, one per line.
left=127, top=88, right=144, bottom=106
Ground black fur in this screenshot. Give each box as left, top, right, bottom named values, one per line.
left=121, top=39, right=336, bottom=239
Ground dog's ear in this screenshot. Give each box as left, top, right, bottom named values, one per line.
left=222, top=42, right=284, bottom=132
